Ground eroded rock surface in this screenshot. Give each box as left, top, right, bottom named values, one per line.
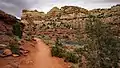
left=0, top=10, right=23, bottom=50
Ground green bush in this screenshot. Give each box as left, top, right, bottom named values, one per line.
left=25, top=35, right=32, bottom=41
left=55, top=37, right=63, bottom=46
left=51, top=46, right=65, bottom=58
left=51, top=46, right=79, bottom=63
left=13, top=22, right=22, bottom=39
left=51, top=37, right=64, bottom=58
left=84, top=15, right=120, bottom=68
left=51, top=37, right=79, bottom=63
left=64, top=52, right=79, bottom=63
left=9, top=44, right=20, bottom=55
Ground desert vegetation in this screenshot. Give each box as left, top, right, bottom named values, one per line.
left=50, top=14, right=120, bottom=68
left=0, top=4, right=120, bottom=68
left=21, top=4, right=120, bottom=68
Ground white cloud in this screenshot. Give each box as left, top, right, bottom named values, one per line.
left=0, top=0, right=119, bottom=17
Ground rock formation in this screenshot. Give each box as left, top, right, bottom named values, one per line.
left=21, top=4, right=120, bottom=41
left=0, top=10, right=22, bottom=47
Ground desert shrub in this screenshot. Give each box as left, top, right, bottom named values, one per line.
left=51, top=46, right=65, bottom=58
left=13, top=22, right=22, bottom=39
left=25, top=36, right=31, bottom=41
left=38, top=35, right=52, bottom=45
left=84, top=15, right=120, bottom=68
left=70, top=64, right=79, bottom=68
left=44, top=40, right=55, bottom=45
left=43, top=35, right=51, bottom=40
left=74, top=47, right=86, bottom=55
left=51, top=46, right=79, bottom=63
left=52, top=23, right=56, bottom=27
left=64, top=52, right=79, bottom=63
left=51, top=37, right=79, bottom=63
left=22, top=9, right=28, bottom=12
left=51, top=37, right=65, bottom=58
left=55, top=37, right=63, bottom=46
left=9, top=44, right=20, bottom=55
left=34, top=10, right=38, bottom=12
left=37, top=35, right=43, bottom=39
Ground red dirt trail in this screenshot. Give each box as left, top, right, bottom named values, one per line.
left=33, top=38, right=70, bottom=68
left=0, top=38, right=70, bottom=68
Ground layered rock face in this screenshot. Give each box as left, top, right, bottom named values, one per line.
left=21, top=6, right=88, bottom=26
left=21, top=5, right=120, bottom=40
left=0, top=10, right=21, bottom=46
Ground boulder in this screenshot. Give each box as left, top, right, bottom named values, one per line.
left=12, top=54, right=19, bottom=57
left=3, top=49, right=12, bottom=56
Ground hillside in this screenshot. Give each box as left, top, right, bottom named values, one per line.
left=0, top=4, right=119, bottom=68
left=20, top=5, right=120, bottom=68
left=0, top=10, right=23, bottom=48
left=21, top=4, right=120, bottom=42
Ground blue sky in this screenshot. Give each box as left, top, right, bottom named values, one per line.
left=0, top=0, right=120, bottom=17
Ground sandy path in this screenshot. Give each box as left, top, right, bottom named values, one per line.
left=33, top=38, right=70, bottom=68
left=0, top=38, right=70, bottom=68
